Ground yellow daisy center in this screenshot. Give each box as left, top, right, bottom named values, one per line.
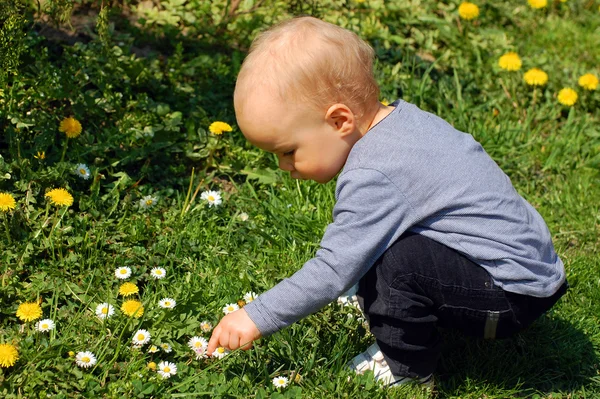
left=146, top=199, right=153, bottom=205
left=164, top=366, right=171, bottom=373
left=101, top=307, right=109, bottom=314
left=79, top=169, right=86, bottom=175
left=137, top=334, right=145, bottom=341
left=194, top=342, right=202, bottom=348
left=82, top=356, right=90, bottom=363
left=41, top=323, right=48, bottom=329
left=164, top=301, right=171, bottom=306
left=207, top=195, right=215, bottom=201
left=119, top=269, right=127, bottom=274
left=156, top=270, right=163, bottom=275
left=217, top=347, right=225, bottom=354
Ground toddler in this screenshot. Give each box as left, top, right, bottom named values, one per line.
left=206, top=16, right=567, bottom=386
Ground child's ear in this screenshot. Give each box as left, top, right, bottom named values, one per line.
left=325, top=104, right=355, bottom=137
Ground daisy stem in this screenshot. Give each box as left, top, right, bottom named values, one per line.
left=531, top=87, right=538, bottom=109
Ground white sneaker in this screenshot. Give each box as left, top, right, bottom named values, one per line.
left=348, top=343, right=433, bottom=387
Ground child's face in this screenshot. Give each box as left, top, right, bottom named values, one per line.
left=236, top=93, right=361, bottom=184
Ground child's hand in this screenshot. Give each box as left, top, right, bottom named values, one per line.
left=207, top=308, right=261, bottom=355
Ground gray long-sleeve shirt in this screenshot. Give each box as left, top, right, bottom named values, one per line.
left=244, top=99, right=565, bottom=336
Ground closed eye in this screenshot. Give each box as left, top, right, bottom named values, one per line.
left=282, top=150, right=294, bottom=156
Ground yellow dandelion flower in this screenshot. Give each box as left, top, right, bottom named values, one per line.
left=0, top=193, right=16, bottom=212
left=208, top=121, right=232, bottom=135
left=528, top=0, right=547, bottom=9
left=0, top=343, right=19, bottom=368
left=68, top=351, right=75, bottom=357
left=381, top=99, right=389, bottom=106
left=34, top=151, right=46, bottom=160
left=59, top=117, right=82, bottom=138
left=458, top=2, right=480, bottom=20
left=557, top=88, right=577, bottom=106
left=523, top=68, right=548, bottom=86
left=498, top=52, right=522, bottom=71
left=119, top=282, right=139, bottom=297
left=578, top=73, right=598, bottom=91
left=45, top=188, right=74, bottom=207
left=16, top=302, right=43, bottom=322
left=147, top=361, right=157, bottom=370
left=121, top=300, right=144, bottom=318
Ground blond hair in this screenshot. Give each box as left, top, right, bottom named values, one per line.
left=234, top=17, right=379, bottom=120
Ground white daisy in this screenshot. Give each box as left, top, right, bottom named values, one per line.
left=238, top=212, right=249, bottom=222
left=140, top=195, right=157, bottom=209
left=95, top=303, right=115, bottom=320
left=243, top=292, right=257, bottom=303
left=200, top=190, right=222, bottom=207
left=211, top=346, right=229, bottom=359
left=148, top=345, right=159, bottom=353
left=222, top=303, right=239, bottom=315
left=132, top=329, right=151, bottom=346
left=35, top=318, right=55, bottom=332
left=75, top=163, right=91, bottom=180
left=160, top=343, right=172, bottom=353
left=158, top=298, right=176, bottom=309
left=150, top=267, right=166, bottom=279
left=272, top=376, right=289, bottom=388
left=75, top=351, right=97, bottom=368
left=157, top=361, right=177, bottom=378
left=199, top=320, right=213, bottom=333
left=193, top=346, right=208, bottom=359
left=187, top=336, right=208, bottom=352
left=114, top=266, right=132, bottom=279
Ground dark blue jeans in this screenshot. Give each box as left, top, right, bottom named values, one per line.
left=357, top=232, right=568, bottom=379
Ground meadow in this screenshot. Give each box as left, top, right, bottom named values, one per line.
left=0, top=0, right=599, bottom=398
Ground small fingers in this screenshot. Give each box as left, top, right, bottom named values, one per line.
left=240, top=337, right=254, bottom=350
left=232, top=331, right=244, bottom=351
left=207, top=326, right=222, bottom=356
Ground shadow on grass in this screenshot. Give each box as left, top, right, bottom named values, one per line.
left=437, top=313, right=599, bottom=395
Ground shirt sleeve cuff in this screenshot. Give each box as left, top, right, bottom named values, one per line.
left=243, top=297, right=283, bottom=337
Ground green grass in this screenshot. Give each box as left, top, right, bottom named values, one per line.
left=0, top=0, right=599, bottom=398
